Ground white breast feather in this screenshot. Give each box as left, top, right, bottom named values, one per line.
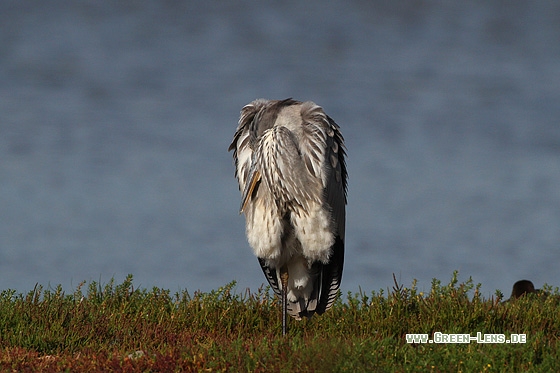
left=291, top=202, right=334, bottom=264
left=245, top=198, right=283, bottom=261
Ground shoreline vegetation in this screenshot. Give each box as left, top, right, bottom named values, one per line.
left=0, top=271, right=558, bottom=372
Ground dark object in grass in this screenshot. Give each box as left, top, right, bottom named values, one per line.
left=503, top=279, right=552, bottom=304
left=229, top=99, right=347, bottom=335
left=511, top=280, right=537, bottom=299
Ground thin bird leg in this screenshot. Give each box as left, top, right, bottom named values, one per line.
left=280, top=265, right=289, bottom=336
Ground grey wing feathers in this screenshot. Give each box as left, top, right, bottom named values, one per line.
left=325, top=115, right=347, bottom=239
left=298, top=103, right=347, bottom=315
left=228, top=100, right=266, bottom=188
left=300, top=103, right=347, bottom=238
left=313, top=113, right=347, bottom=315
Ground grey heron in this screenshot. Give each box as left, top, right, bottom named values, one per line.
left=229, top=98, right=347, bottom=335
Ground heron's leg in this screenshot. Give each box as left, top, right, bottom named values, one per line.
left=280, top=265, right=289, bottom=336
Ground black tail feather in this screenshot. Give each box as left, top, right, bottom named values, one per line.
left=315, top=235, right=344, bottom=315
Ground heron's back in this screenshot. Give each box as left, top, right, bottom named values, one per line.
left=229, top=98, right=347, bottom=319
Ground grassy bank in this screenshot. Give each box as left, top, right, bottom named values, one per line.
left=0, top=272, right=558, bottom=372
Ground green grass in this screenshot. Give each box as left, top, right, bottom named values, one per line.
left=0, top=271, right=559, bottom=372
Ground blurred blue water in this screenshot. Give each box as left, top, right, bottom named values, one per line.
left=1, top=1, right=559, bottom=297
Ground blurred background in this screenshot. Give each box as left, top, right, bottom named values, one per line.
left=1, top=1, right=559, bottom=297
